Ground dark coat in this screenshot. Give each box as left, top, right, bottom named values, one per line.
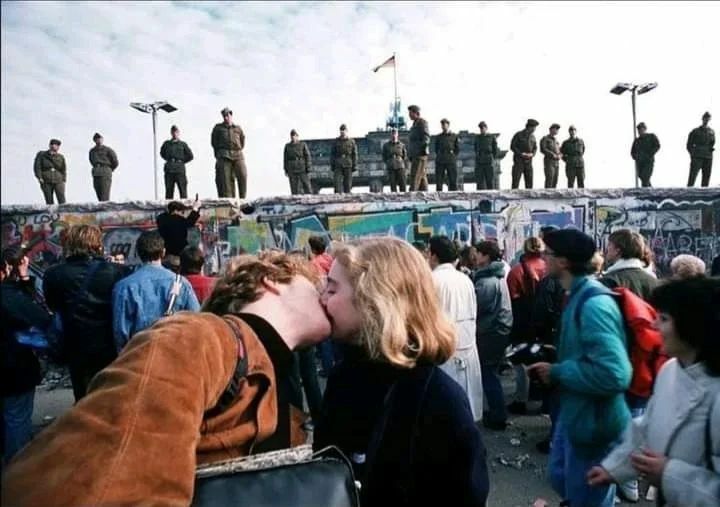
left=474, top=261, right=513, bottom=365
left=156, top=210, right=200, bottom=256
left=1, top=279, right=50, bottom=396
left=530, top=274, right=566, bottom=345
left=601, top=267, right=659, bottom=301
left=362, top=364, right=489, bottom=507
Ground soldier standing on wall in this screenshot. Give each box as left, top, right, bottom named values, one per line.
left=330, top=124, right=357, bottom=194
left=510, top=119, right=538, bottom=189
left=560, top=125, right=586, bottom=188
left=631, top=122, right=661, bottom=187
left=407, top=104, right=430, bottom=191
left=160, top=125, right=194, bottom=199
left=89, top=133, right=119, bottom=202
left=540, top=123, right=562, bottom=188
left=382, top=128, right=408, bottom=192
left=474, top=122, right=498, bottom=190
left=211, top=107, right=247, bottom=198
left=284, top=129, right=312, bottom=195
left=686, top=111, right=715, bottom=187
left=34, top=138, right=67, bottom=204
left=434, top=118, right=460, bottom=191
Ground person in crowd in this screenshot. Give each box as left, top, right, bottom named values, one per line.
left=474, top=240, right=514, bottom=431
left=670, top=254, right=706, bottom=279
left=457, top=244, right=478, bottom=277
left=428, top=236, right=484, bottom=421
left=307, top=235, right=337, bottom=376
left=161, top=254, right=181, bottom=273
left=112, top=231, right=199, bottom=352
left=637, top=232, right=658, bottom=278
left=43, top=225, right=129, bottom=401
left=588, top=277, right=720, bottom=507
left=156, top=198, right=201, bottom=257
left=1, top=247, right=51, bottom=462
left=315, top=237, right=489, bottom=506
left=507, top=236, right=547, bottom=415
left=528, top=229, right=632, bottom=507
left=179, top=245, right=216, bottom=303
left=2, top=251, right=332, bottom=506
left=601, top=229, right=659, bottom=301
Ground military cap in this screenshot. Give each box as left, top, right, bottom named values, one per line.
left=440, top=118, right=450, bottom=125
left=637, top=122, right=647, bottom=129
left=568, top=125, right=577, bottom=131
left=407, top=105, right=421, bottom=114
left=543, top=229, right=596, bottom=264
left=221, top=107, right=232, bottom=116
left=478, top=121, right=487, bottom=129
left=93, top=132, right=103, bottom=140
left=49, top=138, right=61, bottom=146
left=170, top=125, right=179, bottom=133
left=703, top=111, right=712, bottom=119
left=339, top=124, right=347, bottom=131
left=526, top=119, right=539, bottom=128
left=550, top=123, right=561, bottom=130
left=290, top=129, right=298, bottom=136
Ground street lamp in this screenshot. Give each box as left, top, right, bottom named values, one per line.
left=130, top=101, right=178, bottom=200
left=610, top=82, right=658, bottom=188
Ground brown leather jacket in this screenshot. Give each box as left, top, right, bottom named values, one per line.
left=2, top=313, right=305, bottom=507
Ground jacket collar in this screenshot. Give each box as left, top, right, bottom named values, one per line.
left=434, top=263, right=457, bottom=272
left=605, top=258, right=645, bottom=274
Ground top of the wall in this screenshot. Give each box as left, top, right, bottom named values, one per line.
left=2, top=187, right=719, bottom=216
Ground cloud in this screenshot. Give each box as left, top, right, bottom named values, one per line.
left=1, top=0, right=719, bottom=205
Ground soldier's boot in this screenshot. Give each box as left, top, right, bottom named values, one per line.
left=165, top=172, right=176, bottom=199
left=333, top=170, right=344, bottom=193
left=54, top=181, right=66, bottom=204
left=40, top=182, right=54, bottom=204
left=389, top=172, right=397, bottom=193
left=436, top=164, right=446, bottom=192
left=576, top=168, right=586, bottom=189
left=523, top=163, right=534, bottom=189
left=288, top=175, right=299, bottom=195
left=701, top=159, right=712, bottom=187
left=343, top=168, right=353, bottom=193
left=215, top=160, right=229, bottom=197
left=177, top=172, right=188, bottom=199
left=234, top=159, right=247, bottom=199
left=299, top=173, right=312, bottom=194
left=511, top=164, right=523, bottom=189
left=447, top=165, right=458, bottom=191
left=397, top=169, right=407, bottom=192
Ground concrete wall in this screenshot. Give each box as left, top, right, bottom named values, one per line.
left=2, top=188, right=719, bottom=278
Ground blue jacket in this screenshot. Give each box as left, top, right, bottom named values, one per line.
left=550, top=276, right=631, bottom=455
left=112, top=264, right=199, bottom=352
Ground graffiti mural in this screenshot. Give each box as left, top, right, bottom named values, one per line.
left=2, top=188, right=718, bottom=278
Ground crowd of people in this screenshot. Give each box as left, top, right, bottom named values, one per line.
left=2, top=220, right=719, bottom=506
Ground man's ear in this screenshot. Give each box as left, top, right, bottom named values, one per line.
left=261, top=276, right=282, bottom=296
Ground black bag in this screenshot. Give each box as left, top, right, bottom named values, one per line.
left=192, top=445, right=359, bottom=507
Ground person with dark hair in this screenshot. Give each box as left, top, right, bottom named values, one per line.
left=428, top=236, right=483, bottom=420
left=457, top=244, right=478, bottom=277
left=180, top=246, right=216, bottom=303
left=529, top=229, right=631, bottom=507
left=308, top=235, right=332, bottom=275
left=589, top=277, right=720, bottom=506
left=112, top=231, right=199, bottom=352
left=162, top=254, right=181, bottom=274
left=160, top=125, right=194, bottom=199
left=602, top=229, right=658, bottom=301
left=43, top=225, right=130, bottom=401
left=474, top=240, right=513, bottom=430
left=156, top=197, right=202, bottom=257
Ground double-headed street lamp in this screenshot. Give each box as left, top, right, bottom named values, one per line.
left=610, top=82, right=658, bottom=188
left=130, top=101, right=178, bottom=200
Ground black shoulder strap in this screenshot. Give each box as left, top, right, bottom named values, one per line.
left=204, top=317, right=249, bottom=418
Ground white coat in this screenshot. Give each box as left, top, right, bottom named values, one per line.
left=432, top=263, right=484, bottom=421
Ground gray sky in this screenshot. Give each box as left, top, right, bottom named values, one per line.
left=2, top=1, right=718, bottom=205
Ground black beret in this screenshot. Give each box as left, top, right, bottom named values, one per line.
left=170, top=125, right=179, bottom=133
left=568, top=125, right=577, bottom=131
left=93, top=132, right=103, bottom=140
left=407, top=105, right=420, bottom=114
left=702, top=111, right=711, bottom=119
left=290, top=129, right=298, bottom=136
left=637, top=122, right=647, bottom=129
left=543, top=229, right=596, bottom=264
left=526, top=119, right=539, bottom=127
left=550, top=123, right=560, bottom=130
left=478, top=121, right=487, bottom=129
left=221, top=107, right=232, bottom=115
left=339, top=124, right=347, bottom=131
left=49, top=138, right=61, bottom=146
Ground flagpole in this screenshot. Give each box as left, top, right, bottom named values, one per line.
left=393, top=52, right=398, bottom=129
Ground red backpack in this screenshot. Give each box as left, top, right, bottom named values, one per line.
left=574, top=285, right=668, bottom=398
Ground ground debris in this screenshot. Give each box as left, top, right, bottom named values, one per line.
left=496, top=452, right=532, bottom=470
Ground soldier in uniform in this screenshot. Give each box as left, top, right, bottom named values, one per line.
left=89, top=133, right=119, bottom=202
left=474, top=122, right=498, bottom=190
left=631, top=122, right=661, bottom=187
left=330, top=124, right=357, bottom=193
left=686, top=111, right=715, bottom=187
left=434, top=118, right=460, bottom=191
left=510, top=119, right=538, bottom=189
left=560, top=125, right=586, bottom=188
left=382, top=128, right=408, bottom=192
left=540, top=123, right=562, bottom=188
left=34, top=138, right=67, bottom=204
left=407, top=104, right=430, bottom=191
left=160, top=125, right=194, bottom=199
left=211, top=107, right=247, bottom=198
left=284, top=129, right=312, bottom=195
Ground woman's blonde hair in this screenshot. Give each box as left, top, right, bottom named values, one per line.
left=332, top=237, right=456, bottom=369
left=62, top=225, right=103, bottom=258
left=523, top=236, right=545, bottom=255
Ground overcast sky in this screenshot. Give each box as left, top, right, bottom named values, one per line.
left=2, top=0, right=718, bottom=205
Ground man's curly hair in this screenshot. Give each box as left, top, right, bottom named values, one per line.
left=202, top=250, right=321, bottom=315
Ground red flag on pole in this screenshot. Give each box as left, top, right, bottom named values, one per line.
left=372, top=55, right=395, bottom=72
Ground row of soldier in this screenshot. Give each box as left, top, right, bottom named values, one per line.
left=34, top=106, right=715, bottom=204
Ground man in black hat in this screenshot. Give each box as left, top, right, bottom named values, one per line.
left=330, top=124, right=357, bottom=193
left=434, top=118, right=460, bottom=191
left=89, top=133, right=119, bottom=201
left=382, top=128, right=408, bottom=192
left=34, top=138, right=67, bottom=204
left=284, top=129, right=312, bottom=195
left=686, top=111, right=714, bottom=187
left=560, top=126, right=586, bottom=188
left=160, top=125, right=194, bottom=199
left=407, top=104, right=430, bottom=191
left=474, top=122, right=499, bottom=190
left=510, top=119, right=538, bottom=189
left=211, top=107, right=247, bottom=198
left=156, top=197, right=202, bottom=257
left=631, top=123, right=660, bottom=187
left=540, top=124, right=562, bottom=189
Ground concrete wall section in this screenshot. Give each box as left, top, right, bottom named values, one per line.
left=2, top=188, right=718, bottom=278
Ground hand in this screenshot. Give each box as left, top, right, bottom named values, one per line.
left=192, top=198, right=202, bottom=211
left=587, top=466, right=613, bottom=486
left=630, top=448, right=668, bottom=487
left=527, top=362, right=553, bottom=385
